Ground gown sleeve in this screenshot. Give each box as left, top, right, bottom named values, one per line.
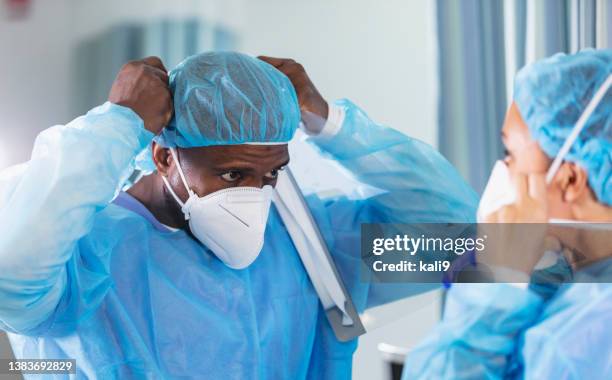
left=0, top=102, right=153, bottom=335
left=401, top=283, right=544, bottom=379
left=306, top=99, right=479, bottom=309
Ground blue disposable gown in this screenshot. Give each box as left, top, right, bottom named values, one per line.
left=0, top=99, right=477, bottom=379
left=402, top=257, right=612, bottom=379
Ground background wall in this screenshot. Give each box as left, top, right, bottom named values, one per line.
left=0, top=0, right=73, bottom=170
left=238, top=0, right=439, bottom=146
left=0, top=1, right=440, bottom=379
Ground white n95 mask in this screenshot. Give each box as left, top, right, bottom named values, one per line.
left=477, top=74, right=612, bottom=222
left=161, top=148, right=273, bottom=269
left=477, top=160, right=515, bottom=222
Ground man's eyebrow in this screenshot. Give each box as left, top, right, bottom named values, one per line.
left=212, top=163, right=256, bottom=172
left=211, top=159, right=290, bottom=172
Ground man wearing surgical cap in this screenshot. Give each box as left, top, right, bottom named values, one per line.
left=0, top=51, right=477, bottom=378
left=403, top=49, right=611, bottom=380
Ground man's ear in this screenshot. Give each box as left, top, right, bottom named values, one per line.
left=556, top=162, right=590, bottom=203
left=152, top=142, right=172, bottom=176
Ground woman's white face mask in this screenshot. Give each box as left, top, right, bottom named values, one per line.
left=478, top=75, right=612, bottom=224
left=161, top=148, right=273, bottom=269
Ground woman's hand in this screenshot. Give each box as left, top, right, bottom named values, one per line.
left=478, top=172, right=548, bottom=275
left=485, top=172, right=547, bottom=223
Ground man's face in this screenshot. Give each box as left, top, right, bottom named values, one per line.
left=154, top=143, right=289, bottom=199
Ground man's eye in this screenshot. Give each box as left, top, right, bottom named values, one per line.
left=221, top=171, right=241, bottom=182
left=264, top=169, right=279, bottom=179
left=264, top=167, right=284, bottom=180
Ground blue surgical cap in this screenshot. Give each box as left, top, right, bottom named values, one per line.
left=514, top=49, right=612, bottom=205
left=156, top=51, right=301, bottom=148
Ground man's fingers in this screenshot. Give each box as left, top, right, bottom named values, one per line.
left=258, top=56, right=289, bottom=67
left=281, top=61, right=305, bottom=75
left=258, top=56, right=301, bottom=73
left=142, top=56, right=168, bottom=73
left=146, top=65, right=169, bottom=84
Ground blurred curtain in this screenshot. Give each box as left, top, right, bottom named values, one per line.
left=436, top=0, right=609, bottom=193
left=596, top=0, right=612, bottom=48
left=72, top=19, right=238, bottom=115
left=436, top=0, right=507, bottom=193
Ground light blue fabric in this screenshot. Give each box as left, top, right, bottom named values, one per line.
left=402, top=259, right=612, bottom=379
left=157, top=51, right=301, bottom=148
left=0, top=99, right=477, bottom=379
left=514, top=49, right=612, bottom=205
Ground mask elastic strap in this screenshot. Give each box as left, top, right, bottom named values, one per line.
left=545, top=74, right=612, bottom=184
left=169, top=148, right=196, bottom=197
left=161, top=175, right=186, bottom=208
left=161, top=148, right=196, bottom=208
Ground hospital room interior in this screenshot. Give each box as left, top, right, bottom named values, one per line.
left=0, top=0, right=611, bottom=379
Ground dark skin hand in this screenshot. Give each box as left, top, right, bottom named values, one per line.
left=124, top=55, right=326, bottom=230
left=258, top=56, right=329, bottom=120
left=108, top=56, right=173, bottom=134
